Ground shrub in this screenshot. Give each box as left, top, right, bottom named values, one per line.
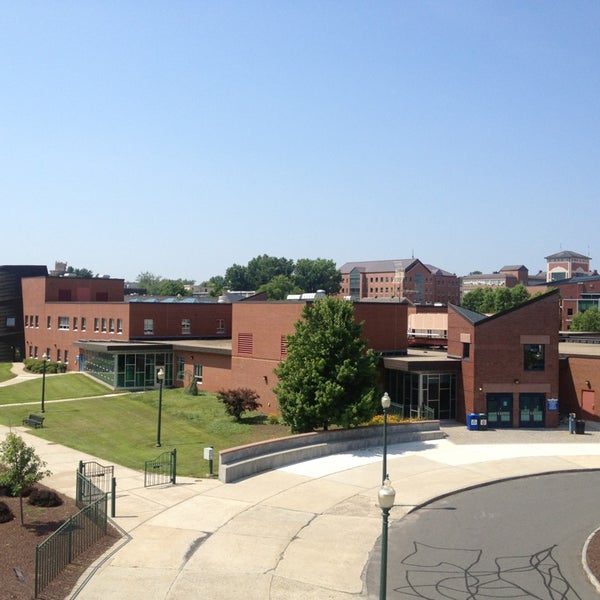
left=217, top=388, right=262, bottom=422
left=0, top=501, right=14, bottom=523
left=28, top=488, right=63, bottom=507
left=267, top=413, right=280, bottom=425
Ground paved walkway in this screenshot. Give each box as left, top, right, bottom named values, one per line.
left=2, top=364, right=600, bottom=599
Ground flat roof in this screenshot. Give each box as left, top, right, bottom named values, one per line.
left=77, top=338, right=232, bottom=355
left=383, top=349, right=461, bottom=372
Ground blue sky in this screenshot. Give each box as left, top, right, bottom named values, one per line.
left=2, top=2, right=598, bottom=283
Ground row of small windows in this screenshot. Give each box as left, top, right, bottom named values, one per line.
left=26, top=315, right=124, bottom=334
left=25, top=316, right=227, bottom=336
left=27, top=346, right=70, bottom=364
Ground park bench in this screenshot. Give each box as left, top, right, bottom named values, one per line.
left=22, top=414, right=45, bottom=428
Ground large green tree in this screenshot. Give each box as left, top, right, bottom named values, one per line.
left=461, top=284, right=532, bottom=314
left=257, top=275, right=301, bottom=300
left=0, top=433, right=51, bottom=525
left=274, top=297, right=379, bottom=433
left=246, top=255, right=294, bottom=290
left=293, top=258, right=341, bottom=295
left=571, top=306, right=600, bottom=332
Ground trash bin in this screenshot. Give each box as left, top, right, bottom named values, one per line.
left=478, top=413, right=488, bottom=431
left=467, top=413, right=479, bottom=431
left=576, top=419, right=586, bottom=435
left=568, top=413, right=576, bottom=434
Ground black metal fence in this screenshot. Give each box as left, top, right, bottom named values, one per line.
left=34, top=472, right=108, bottom=597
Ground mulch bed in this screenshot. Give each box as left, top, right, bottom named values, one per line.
left=0, top=484, right=121, bottom=600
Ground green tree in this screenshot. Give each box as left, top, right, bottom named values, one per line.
left=257, top=275, right=301, bottom=300
left=274, top=297, right=379, bottom=433
left=293, top=258, right=341, bottom=294
left=510, top=284, right=531, bottom=305
left=494, top=287, right=513, bottom=312
left=461, top=287, right=485, bottom=311
left=136, top=271, right=163, bottom=295
left=66, top=266, right=94, bottom=278
left=246, top=255, right=294, bottom=290
left=0, top=433, right=51, bottom=525
left=571, top=306, right=600, bottom=332
left=224, top=263, right=251, bottom=290
left=158, top=279, right=191, bottom=297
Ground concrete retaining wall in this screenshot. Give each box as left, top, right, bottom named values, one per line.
left=218, top=421, right=444, bottom=483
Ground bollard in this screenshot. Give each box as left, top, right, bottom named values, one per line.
left=204, top=446, right=214, bottom=477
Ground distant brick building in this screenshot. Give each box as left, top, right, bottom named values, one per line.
left=339, top=258, right=460, bottom=305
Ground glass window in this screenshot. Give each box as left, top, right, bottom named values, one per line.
left=524, top=344, right=545, bottom=371
left=216, top=319, right=225, bottom=333
left=194, top=363, right=203, bottom=383
left=58, top=316, right=69, bottom=330
left=177, top=356, right=185, bottom=380
left=81, top=317, right=87, bottom=331
left=109, top=319, right=115, bottom=333
left=73, top=317, right=78, bottom=330
left=94, top=318, right=99, bottom=332
left=47, top=316, right=52, bottom=328
left=117, top=318, right=123, bottom=333
left=182, top=318, right=191, bottom=335
left=144, top=319, right=154, bottom=335
left=101, top=318, right=107, bottom=332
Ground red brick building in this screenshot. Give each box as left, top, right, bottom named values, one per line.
left=17, top=271, right=600, bottom=428
left=339, top=259, right=460, bottom=305
left=447, top=290, right=561, bottom=427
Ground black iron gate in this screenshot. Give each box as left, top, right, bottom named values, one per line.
left=78, top=460, right=114, bottom=496
left=144, top=448, right=177, bottom=487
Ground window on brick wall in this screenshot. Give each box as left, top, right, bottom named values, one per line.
left=47, top=316, right=52, bottom=328
left=58, top=316, right=69, bottom=330
left=144, top=319, right=154, bottom=335
left=81, top=317, right=87, bottom=331
left=194, top=363, right=203, bottom=383
left=216, top=319, right=225, bottom=334
left=524, top=344, right=545, bottom=371
left=117, top=319, right=123, bottom=333
left=94, top=318, right=99, bottom=332
left=182, top=319, right=191, bottom=335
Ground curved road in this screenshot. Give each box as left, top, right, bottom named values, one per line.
left=366, top=471, right=600, bottom=599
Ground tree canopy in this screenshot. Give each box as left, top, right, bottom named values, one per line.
left=461, top=284, right=534, bottom=313
left=274, top=297, right=380, bottom=433
left=136, top=271, right=194, bottom=296
left=221, top=255, right=341, bottom=299
left=571, top=306, right=600, bottom=332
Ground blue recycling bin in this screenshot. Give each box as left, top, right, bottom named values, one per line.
left=467, top=413, right=479, bottom=431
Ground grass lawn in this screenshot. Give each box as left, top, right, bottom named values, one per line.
left=0, top=362, right=16, bottom=383
left=0, top=371, right=290, bottom=477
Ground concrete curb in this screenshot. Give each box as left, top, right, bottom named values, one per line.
left=582, top=526, right=600, bottom=594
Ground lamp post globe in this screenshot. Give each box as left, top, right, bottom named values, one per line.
left=155, top=368, right=165, bottom=447
left=378, top=477, right=396, bottom=600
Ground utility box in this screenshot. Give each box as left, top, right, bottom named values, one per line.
left=203, top=447, right=214, bottom=461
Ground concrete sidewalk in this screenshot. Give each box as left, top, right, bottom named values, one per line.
left=2, top=420, right=600, bottom=599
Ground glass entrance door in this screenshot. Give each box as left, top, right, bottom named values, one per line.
left=519, top=393, right=545, bottom=427
left=486, top=393, right=513, bottom=428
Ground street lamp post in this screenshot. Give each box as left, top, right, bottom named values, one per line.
left=378, top=477, right=396, bottom=600
left=381, top=392, right=391, bottom=484
left=155, top=368, right=165, bottom=447
left=41, top=353, right=48, bottom=413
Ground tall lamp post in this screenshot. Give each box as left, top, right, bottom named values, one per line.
left=155, top=368, right=165, bottom=447
left=381, top=392, right=391, bottom=484
left=41, top=353, right=48, bottom=413
left=378, top=477, right=396, bottom=600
